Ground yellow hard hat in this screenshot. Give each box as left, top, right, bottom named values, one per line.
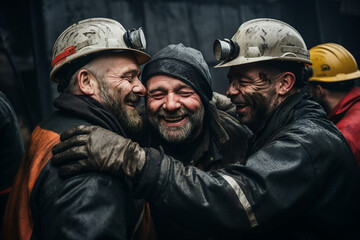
left=309, top=43, right=360, bottom=82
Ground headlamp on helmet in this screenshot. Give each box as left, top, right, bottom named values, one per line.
left=213, top=38, right=239, bottom=62
left=124, top=27, right=147, bottom=51
left=50, top=18, right=150, bottom=84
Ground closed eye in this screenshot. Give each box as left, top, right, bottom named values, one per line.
left=178, top=91, right=194, bottom=97
left=148, top=93, right=166, bottom=100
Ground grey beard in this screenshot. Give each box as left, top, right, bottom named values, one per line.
left=116, top=105, right=143, bottom=133
left=98, top=80, right=143, bottom=133
left=148, top=105, right=204, bottom=143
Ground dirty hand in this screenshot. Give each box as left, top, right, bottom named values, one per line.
left=210, top=92, right=237, bottom=117
left=52, top=125, right=146, bottom=178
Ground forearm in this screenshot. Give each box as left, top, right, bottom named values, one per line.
left=132, top=148, right=258, bottom=235
left=132, top=144, right=316, bottom=236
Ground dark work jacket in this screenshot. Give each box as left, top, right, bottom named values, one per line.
left=2, top=94, right=144, bottom=240
left=136, top=105, right=251, bottom=240
left=0, top=91, right=24, bottom=227
left=133, top=92, right=360, bottom=239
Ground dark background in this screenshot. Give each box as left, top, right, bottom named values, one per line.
left=1, top=0, right=359, bottom=145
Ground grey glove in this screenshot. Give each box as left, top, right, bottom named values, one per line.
left=210, top=92, right=237, bottom=117
left=52, top=125, right=146, bottom=177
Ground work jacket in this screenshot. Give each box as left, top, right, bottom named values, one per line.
left=133, top=92, right=360, bottom=239
left=328, top=87, right=360, bottom=165
left=0, top=91, right=24, bottom=227
left=138, top=106, right=251, bottom=240
left=2, top=94, right=144, bottom=240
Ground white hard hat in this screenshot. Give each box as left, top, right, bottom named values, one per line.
left=50, top=18, right=150, bottom=83
left=213, top=18, right=312, bottom=68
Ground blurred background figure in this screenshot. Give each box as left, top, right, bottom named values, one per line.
left=308, top=43, right=360, bottom=164
left=0, top=90, right=24, bottom=227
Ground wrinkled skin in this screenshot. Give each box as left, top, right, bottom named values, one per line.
left=91, top=53, right=146, bottom=133
left=52, top=125, right=146, bottom=177
left=226, top=64, right=283, bottom=132
left=146, top=75, right=204, bottom=143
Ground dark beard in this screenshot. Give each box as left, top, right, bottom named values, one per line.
left=242, top=90, right=276, bottom=132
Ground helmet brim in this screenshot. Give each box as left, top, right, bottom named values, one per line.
left=309, top=70, right=360, bottom=82
left=50, top=47, right=150, bottom=83
left=214, top=56, right=312, bottom=69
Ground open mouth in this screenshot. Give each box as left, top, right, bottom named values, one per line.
left=159, top=114, right=188, bottom=127
left=163, top=115, right=186, bottom=123
left=236, top=102, right=249, bottom=108
left=235, top=102, right=250, bottom=114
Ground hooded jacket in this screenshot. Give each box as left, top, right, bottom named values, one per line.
left=133, top=92, right=360, bottom=239
left=137, top=106, right=250, bottom=240
left=138, top=43, right=251, bottom=239
left=328, top=87, right=360, bottom=164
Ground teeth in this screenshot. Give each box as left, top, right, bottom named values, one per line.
left=164, top=116, right=184, bottom=122
left=236, top=103, right=248, bottom=107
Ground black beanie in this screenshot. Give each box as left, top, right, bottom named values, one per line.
left=141, top=43, right=213, bottom=103
left=142, top=44, right=229, bottom=159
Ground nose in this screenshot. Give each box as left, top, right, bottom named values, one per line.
left=163, top=93, right=181, bottom=111
left=226, top=82, right=240, bottom=98
left=132, top=77, right=146, bottom=97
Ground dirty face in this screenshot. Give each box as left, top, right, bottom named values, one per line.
left=146, top=75, right=204, bottom=143
left=96, top=53, right=146, bottom=133
left=226, top=64, right=281, bottom=131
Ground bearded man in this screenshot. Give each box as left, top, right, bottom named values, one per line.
left=52, top=19, right=360, bottom=239
left=136, top=44, right=250, bottom=239
left=1, top=18, right=150, bottom=240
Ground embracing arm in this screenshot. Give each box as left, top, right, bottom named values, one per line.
left=52, top=125, right=316, bottom=236
left=134, top=140, right=315, bottom=236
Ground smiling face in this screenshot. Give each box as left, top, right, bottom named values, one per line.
left=146, top=75, right=204, bottom=143
left=226, top=63, right=282, bottom=132
left=91, top=53, right=146, bottom=133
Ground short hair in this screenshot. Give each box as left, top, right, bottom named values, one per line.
left=309, top=80, right=356, bottom=92
left=63, top=59, right=105, bottom=94
left=257, top=60, right=307, bottom=89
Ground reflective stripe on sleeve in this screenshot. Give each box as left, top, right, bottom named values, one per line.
left=219, top=173, right=258, bottom=227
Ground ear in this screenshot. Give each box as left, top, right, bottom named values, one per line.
left=316, top=84, right=326, bottom=97
left=77, top=69, right=97, bottom=96
left=278, top=72, right=296, bottom=96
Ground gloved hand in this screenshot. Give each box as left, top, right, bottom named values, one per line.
left=210, top=92, right=237, bottom=117
left=52, top=125, right=146, bottom=178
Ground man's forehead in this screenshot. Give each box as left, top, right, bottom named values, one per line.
left=228, top=63, right=266, bottom=77
left=147, top=75, right=193, bottom=89
left=106, top=61, right=140, bottom=74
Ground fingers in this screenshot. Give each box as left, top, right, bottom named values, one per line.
left=53, top=134, right=90, bottom=154
left=60, top=125, right=99, bottom=141
left=52, top=145, right=87, bottom=166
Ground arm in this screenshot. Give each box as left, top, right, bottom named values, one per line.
left=52, top=126, right=316, bottom=236
left=134, top=140, right=316, bottom=235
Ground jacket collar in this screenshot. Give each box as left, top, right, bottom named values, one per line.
left=249, top=92, right=304, bottom=155
left=328, top=87, right=360, bottom=121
